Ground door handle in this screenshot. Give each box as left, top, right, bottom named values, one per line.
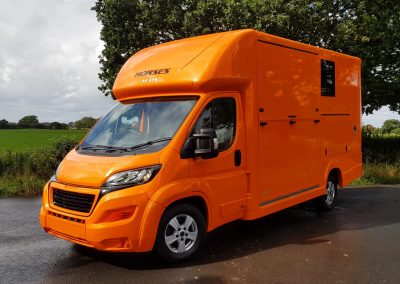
left=234, top=150, right=241, bottom=167
left=260, top=121, right=268, bottom=126
left=289, top=120, right=296, bottom=125
left=314, top=119, right=320, bottom=123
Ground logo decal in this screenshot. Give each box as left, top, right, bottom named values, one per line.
left=135, top=68, right=171, bottom=77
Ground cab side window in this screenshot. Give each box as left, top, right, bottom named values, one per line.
left=192, top=98, right=236, bottom=151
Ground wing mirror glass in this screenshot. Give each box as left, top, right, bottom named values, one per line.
left=180, top=128, right=219, bottom=159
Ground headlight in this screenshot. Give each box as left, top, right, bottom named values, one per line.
left=48, top=164, right=61, bottom=184
left=49, top=175, right=57, bottom=183
left=100, top=165, right=161, bottom=197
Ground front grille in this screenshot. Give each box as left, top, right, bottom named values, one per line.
left=53, top=189, right=95, bottom=213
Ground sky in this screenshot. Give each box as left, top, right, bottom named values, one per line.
left=0, top=0, right=399, bottom=126
left=0, top=0, right=115, bottom=124
left=362, top=106, right=400, bottom=127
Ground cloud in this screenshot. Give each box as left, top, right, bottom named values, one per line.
left=0, top=0, right=114, bottom=123
left=362, top=106, right=400, bottom=127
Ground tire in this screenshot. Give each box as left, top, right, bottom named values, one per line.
left=155, top=204, right=206, bottom=263
left=314, top=175, right=338, bottom=211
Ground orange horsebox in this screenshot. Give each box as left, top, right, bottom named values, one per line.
left=40, top=29, right=362, bottom=262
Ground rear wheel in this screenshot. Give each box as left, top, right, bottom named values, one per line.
left=155, top=204, right=206, bottom=263
left=315, top=175, right=337, bottom=211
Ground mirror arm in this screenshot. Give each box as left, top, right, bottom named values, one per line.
left=180, top=137, right=196, bottom=159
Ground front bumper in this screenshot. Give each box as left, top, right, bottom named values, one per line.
left=40, top=182, right=162, bottom=252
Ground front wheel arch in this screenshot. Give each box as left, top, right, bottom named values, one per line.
left=164, top=196, right=209, bottom=227
left=137, top=194, right=210, bottom=252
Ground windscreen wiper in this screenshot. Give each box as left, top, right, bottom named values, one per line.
left=79, top=138, right=172, bottom=153
left=79, top=145, right=127, bottom=151
left=124, top=137, right=172, bottom=152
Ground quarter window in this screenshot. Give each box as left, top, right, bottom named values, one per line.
left=192, top=98, right=236, bottom=151
left=321, top=59, right=335, bottom=97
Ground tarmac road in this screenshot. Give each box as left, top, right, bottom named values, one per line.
left=1, top=186, right=400, bottom=284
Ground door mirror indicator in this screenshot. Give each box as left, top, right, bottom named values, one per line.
left=180, top=128, right=219, bottom=159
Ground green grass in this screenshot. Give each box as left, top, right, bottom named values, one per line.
left=0, top=129, right=87, bottom=151
left=350, top=163, right=400, bottom=186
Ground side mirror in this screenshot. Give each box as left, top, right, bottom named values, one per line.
left=180, top=128, right=219, bottom=159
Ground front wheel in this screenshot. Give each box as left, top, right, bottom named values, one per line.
left=155, top=204, right=206, bottom=263
left=314, top=175, right=338, bottom=211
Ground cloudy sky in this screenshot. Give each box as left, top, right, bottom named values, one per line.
left=0, top=0, right=114, bottom=124
left=0, top=0, right=399, bottom=126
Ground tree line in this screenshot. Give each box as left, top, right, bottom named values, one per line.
left=0, top=115, right=98, bottom=130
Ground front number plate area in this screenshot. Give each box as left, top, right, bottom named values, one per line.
left=46, top=215, right=85, bottom=239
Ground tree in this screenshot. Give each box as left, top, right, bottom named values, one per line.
left=392, top=128, right=400, bottom=135
left=75, top=117, right=98, bottom=129
left=381, top=119, right=400, bottom=134
left=19, top=115, right=39, bottom=124
left=362, top=124, right=376, bottom=135
left=0, top=119, right=9, bottom=129
left=18, top=115, right=39, bottom=128
left=50, top=122, right=68, bottom=130
left=92, top=0, right=400, bottom=114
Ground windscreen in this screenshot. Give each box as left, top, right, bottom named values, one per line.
left=79, top=97, right=197, bottom=154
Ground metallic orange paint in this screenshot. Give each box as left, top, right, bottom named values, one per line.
left=40, top=29, right=361, bottom=252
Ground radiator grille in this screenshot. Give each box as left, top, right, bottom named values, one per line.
left=53, top=189, right=95, bottom=213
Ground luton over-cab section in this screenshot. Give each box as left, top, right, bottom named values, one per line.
left=40, top=29, right=361, bottom=262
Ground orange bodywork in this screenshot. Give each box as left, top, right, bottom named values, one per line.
left=40, top=29, right=362, bottom=252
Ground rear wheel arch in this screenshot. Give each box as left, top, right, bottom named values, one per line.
left=328, top=168, right=343, bottom=187
left=314, top=171, right=339, bottom=211
left=323, top=160, right=343, bottom=188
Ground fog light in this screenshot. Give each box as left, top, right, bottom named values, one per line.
left=99, top=206, right=136, bottom=223
left=100, top=238, right=130, bottom=249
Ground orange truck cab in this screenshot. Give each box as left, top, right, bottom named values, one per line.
left=40, top=29, right=362, bottom=262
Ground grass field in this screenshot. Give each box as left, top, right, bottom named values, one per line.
left=0, top=129, right=87, bottom=151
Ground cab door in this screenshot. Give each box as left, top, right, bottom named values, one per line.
left=187, top=93, right=247, bottom=226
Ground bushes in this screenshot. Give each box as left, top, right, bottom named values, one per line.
left=0, top=175, right=45, bottom=196
left=0, top=136, right=80, bottom=196
left=362, top=132, right=400, bottom=163
left=351, top=130, right=400, bottom=186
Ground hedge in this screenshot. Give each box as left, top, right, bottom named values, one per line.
left=0, top=137, right=80, bottom=196
left=363, top=133, right=400, bottom=164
